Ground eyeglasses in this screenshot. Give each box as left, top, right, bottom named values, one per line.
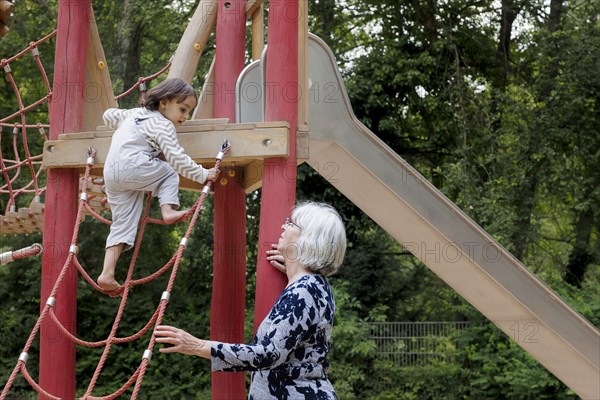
left=284, top=217, right=301, bottom=230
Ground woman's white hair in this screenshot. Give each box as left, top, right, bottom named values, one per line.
left=291, top=201, right=346, bottom=276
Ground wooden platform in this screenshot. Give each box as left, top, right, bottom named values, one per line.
left=42, top=119, right=304, bottom=192
left=2, top=118, right=305, bottom=234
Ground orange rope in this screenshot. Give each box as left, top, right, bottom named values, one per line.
left=1, top=32, right=171, bottom=223
left=0, top=31, right=57, bottom=65
left=130, top=140, right=230, bottom=400
left=0, top=243, right=42, bottom=264
left=1, top=142, right=231, bottom=399
left=0, top=35, right=56, bottom=210
left=21, top=365, right=61, bottom=400
left=114, top=63, right=172, bottom=103
left=48, top=306, right=161, bottom=348
left=1, top=32, right=217, bottom=398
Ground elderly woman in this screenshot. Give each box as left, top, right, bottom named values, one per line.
left=155, top=201, right=346, bottom=399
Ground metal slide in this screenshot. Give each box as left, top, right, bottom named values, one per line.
left=237, top=34, right=600, bottom=399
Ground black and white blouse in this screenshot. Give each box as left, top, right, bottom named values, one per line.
left=211, top=274, right=337, bottom=399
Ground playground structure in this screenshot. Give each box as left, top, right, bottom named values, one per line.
left=1, top=0, right=598, bottom=399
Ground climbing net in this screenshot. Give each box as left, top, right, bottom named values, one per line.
left=0, top=31, right=172, bottom=234
left=1, top=32, right=222, bottom=399
left=1, top=142, right=229, bottom=399
left=0, top=31, right=55, bottom=234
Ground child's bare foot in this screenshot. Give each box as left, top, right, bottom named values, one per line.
left=162, top=208, right=189, bottom=224
left=97, top=274, right=122, bottom=292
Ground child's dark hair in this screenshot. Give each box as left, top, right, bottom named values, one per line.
left=142, top=78, right=197, bottom=111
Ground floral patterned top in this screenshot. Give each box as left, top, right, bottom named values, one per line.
left=211, top=274, right=337, bottom=399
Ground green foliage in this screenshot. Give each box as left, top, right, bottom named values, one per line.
left=457, top=323, right=577, bottom=400
left=2, top=0, right=599, bottom=399
left=370, top=363, right=465, bottom=400
left=328, top=283, right=378, bottom=398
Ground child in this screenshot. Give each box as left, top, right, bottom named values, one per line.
left=97, top=78, right=218, bottom=292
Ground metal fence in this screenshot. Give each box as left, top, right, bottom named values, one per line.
left=368, top=321, right=473, bottom=367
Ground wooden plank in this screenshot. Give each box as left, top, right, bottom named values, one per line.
left=4, top=211, right=18, bottom=223
left=30, top=201, right=44, bottom=214
left=44, top=140, right=102, bottom=168
left=298, top=0, right=309, bottom=127
left=0, top=207, right=43, bottom=235
left=0, top=218, right=12, bottom=235
left=212, top=123, right=230, bottom=131
left=86, top=199, right=109, bottom=213
left=244, top=159, right=264, bottom=193
left=254, top=121, right=290, bottom=128
left=179, top=118, right=229, bottom=127
left=179, top=176, right=204, bottom=192
left=94, top=130, right=114, bottom=138
left=85, top=186, right=105, bottom=197
left=250, top=2, right=264, bottom=61
left=296, top=125, right=309, bottom=161
left=89, top=167, right=104, bottom=177
left=82, top=7, right=117, bottom=131
left=177, top=124, right=219, bottom=133
left=168, top=0, right=217, bottom=83
left=240, top=127, right=309, bottom=193
left=225, top=122, right=257, bottom=130
left=66, top=120, right=230, bottom=136
left=19, top=220, right=36, bottom=232
left=43, top=123, right=290, bottom=169
left=58, top=132, right=95, bottom=140
left=87, top=196, right=107, bottom=206
left=246, top=0, right=263, bottom=17
left=193, top=56, right=216, bottom=120
left=18, top=208, right=32, bottom=219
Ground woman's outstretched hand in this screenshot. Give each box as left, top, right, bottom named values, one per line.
left=266, top=243, right=286, bottom=274
left=154, top=325, right=211, bottom=359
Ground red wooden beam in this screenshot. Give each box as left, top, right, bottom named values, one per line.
left=40, top=0, right=91, bottom=398
left=254, top=0, right=299, bottom=331
left=211, top=0, right=247, bottom=398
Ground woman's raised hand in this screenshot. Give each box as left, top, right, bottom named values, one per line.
left=266, top=243, right=286, bottom=273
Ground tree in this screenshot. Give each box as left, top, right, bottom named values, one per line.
left=2, top=0, right=599, bottom=398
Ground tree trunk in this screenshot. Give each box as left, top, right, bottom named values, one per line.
left=314, top=0, right=335, bottom=42
left=485, top=0, right=523, bottom=194
left=539, top=0, right=565, bottom=97
left=564, top=209, right=594, bottom=287
left=548, top=0, right=564, bottom=33
left=495, top=0, right=522, bottom=89
left=411, top=0, right=437, bottom=51
left=510, top=168, right=538, bottom=260
left=121, top=26, right=143, bottom=102
left=112, top=0, right=142, bottom=104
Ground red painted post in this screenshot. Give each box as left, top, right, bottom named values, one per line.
left=40, top=0, right=91, bottom=398
left=211, top=0, right=247, bottom=397
left=254, top=0, right=299, bottom=330
left=211, top=166, right=247, bottom=398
